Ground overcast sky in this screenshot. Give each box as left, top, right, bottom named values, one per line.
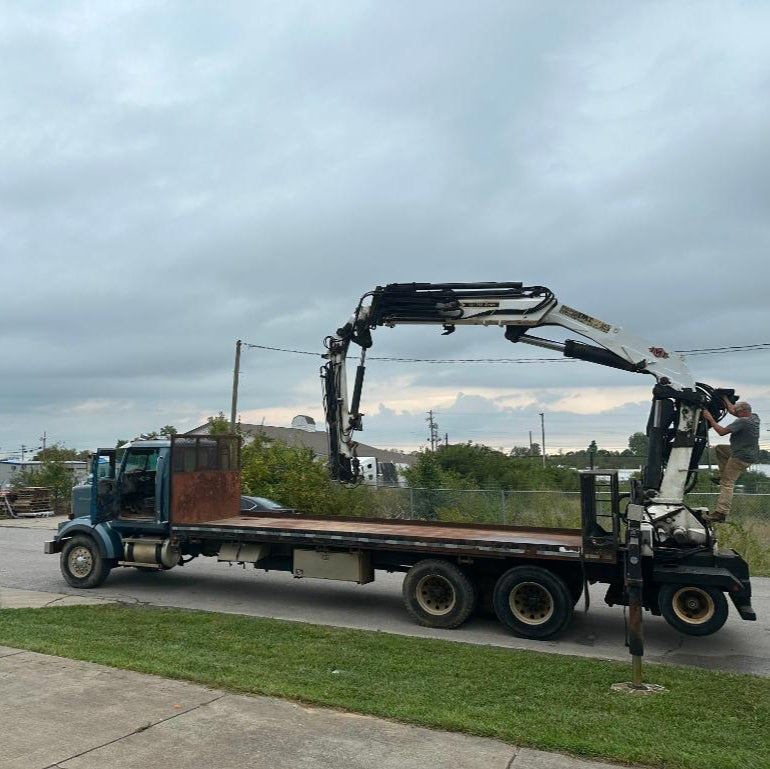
left=1, top=1, right=769, bottom=460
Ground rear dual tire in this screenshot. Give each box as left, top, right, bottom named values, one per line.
left=493, top=566, right=574, bottom=640
left=402, top=559, right=477, bottom=629
left=403, top=561, right=576, bottom=639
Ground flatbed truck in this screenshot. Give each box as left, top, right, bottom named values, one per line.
left=45, top=433, right=754, bottom=640
left=45, top=281, right=757, bottom=641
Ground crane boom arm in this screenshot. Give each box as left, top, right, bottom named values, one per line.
left=322, top=283, right=717, bottom=517
left=338, top=282, right=695, bottom=387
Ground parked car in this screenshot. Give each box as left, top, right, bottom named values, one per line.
left=239, top=495, right=294, bottom=513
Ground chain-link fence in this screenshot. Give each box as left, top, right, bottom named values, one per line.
left=365, top=486, right=770, bottom=575
left=362, top=486, right=577, bottom=526
left=684, top=492, right=770, bottom=520
left=367, top=486, right=770, bottom=526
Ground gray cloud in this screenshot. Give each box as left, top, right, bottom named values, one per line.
left=1, top=1, right=769, bottom=458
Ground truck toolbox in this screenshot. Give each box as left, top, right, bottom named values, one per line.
left=293, top=549, right=373, bottom=584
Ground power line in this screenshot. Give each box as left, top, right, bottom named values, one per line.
left=675, top=343, right=770, bottom=354
left=242, top=343, right=320, bottom=357
left=243, top=341, right=577, bottom=363
left=242, top=340, right=770, bottom=363
left=0, top=444, right=44, bottom=462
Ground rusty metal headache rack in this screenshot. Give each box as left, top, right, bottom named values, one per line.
left=170, top=435, right=241, bottom=473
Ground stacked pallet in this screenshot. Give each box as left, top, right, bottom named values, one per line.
left=9, top=487, right=53, bottom=517
left=0, top=491, right=15, bottom=518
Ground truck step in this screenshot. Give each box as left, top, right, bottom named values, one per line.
left=118, top=561, right=164, bottom=570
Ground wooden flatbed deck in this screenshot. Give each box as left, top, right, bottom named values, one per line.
left=172, top=512, right=584, bottom=560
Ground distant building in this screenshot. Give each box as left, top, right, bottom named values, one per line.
left=357, top=456, right=411, bottom=487
left=185, top=418, right=415, bottom=483
left=0, top=459, right=88, bottom=489
left=291, top=415, right=317, bottom=432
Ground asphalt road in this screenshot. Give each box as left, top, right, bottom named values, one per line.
left=1, top=523, right=768, bottom=677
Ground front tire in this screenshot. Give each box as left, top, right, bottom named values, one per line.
left=402, top=559, right=477, bottom=629
left=493, top=566, right=573, bottom=640
left=60, top=535, right=112, bottom=588
left=658, top=584, right=728, bottom=636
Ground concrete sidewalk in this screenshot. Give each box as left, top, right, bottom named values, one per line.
left=0, top=586, right=113, bottom=609
left=0, top=645, right=635, bottom=769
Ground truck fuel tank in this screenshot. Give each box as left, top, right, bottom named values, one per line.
left=122, top=538, right=181, bottom=569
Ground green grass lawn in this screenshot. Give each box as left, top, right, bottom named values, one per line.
left=0, top=605, right=768, bottom=769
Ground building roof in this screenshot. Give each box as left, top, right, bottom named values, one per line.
left=185, top=423, right=415, bottom=466
left=0, top=459, right=86, bottom=466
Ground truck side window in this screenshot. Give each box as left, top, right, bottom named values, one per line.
left=125, top=452, right=148, bottom=472
left=119, top=449, right=160, bottom=519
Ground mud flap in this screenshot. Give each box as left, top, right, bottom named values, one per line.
left=729, top=593, right=756, bottom=621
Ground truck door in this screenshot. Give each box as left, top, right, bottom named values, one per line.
left=91, top=445, right=163, bottom=524
left=169, top=435, right=241, bottom=526
left=90, top=449, right=117, bottom=524
left=118, top=447, right=162, bottom=520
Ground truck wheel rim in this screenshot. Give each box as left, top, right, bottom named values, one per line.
left=416, top=575, right=456, bottom=616
left=68, top=546, right=93, bottom=578
left=510, top=582, right=554, bottom=625
left=672, top=587, right=715, bottom=624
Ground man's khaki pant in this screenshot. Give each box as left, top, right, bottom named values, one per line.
left=714, top=444, right=750, bottom=516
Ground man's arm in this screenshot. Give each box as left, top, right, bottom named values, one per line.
left=723, top=396, right=739, bottom=417
left=704, top=409, right=732, bottom=436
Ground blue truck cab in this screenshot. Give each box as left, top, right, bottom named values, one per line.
left=45, top=436, right=249, bottom=587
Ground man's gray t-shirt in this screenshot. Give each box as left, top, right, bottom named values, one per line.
left=728, top=414, right=761, bottom=463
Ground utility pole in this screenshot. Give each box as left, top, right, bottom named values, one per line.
left=426, top=410, right=439, bottom=451
left=444, top=432, right=448, bottom=447
left=40, top=432, right=47, bottom=452
left=539, top=412, right=546, bottom=467
left=529, top=430, right=533, bottom=454
left=20, top=444, right=26, bottom=463
left=230, top=339, right=242, bottom=432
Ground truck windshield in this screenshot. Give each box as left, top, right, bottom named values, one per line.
left=124, top=450, right=159, bottom=472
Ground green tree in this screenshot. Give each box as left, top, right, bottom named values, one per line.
left=509, top=443, right=541, bottom=458
left=34, top=443, right=89, bottom=462
left=403, top=450, right=458, bottom=520
left=139, top=425, right=178, bottom=440
left=441, top=442, right=578, bottom=491
left=240, top=435, right=372, bottom=517
left=207, top=412, right=231, bottom=435
left=11, top=457, right=76, bottom=514
left=627, top=432, right=649, bottom=458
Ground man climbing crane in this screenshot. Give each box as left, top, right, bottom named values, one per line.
left=703, top=397, right=761, bottom=523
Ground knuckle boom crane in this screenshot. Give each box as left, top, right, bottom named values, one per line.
left=41, top=280, right=755, bottom=645
left=322, top=282, right=737, bottom=549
